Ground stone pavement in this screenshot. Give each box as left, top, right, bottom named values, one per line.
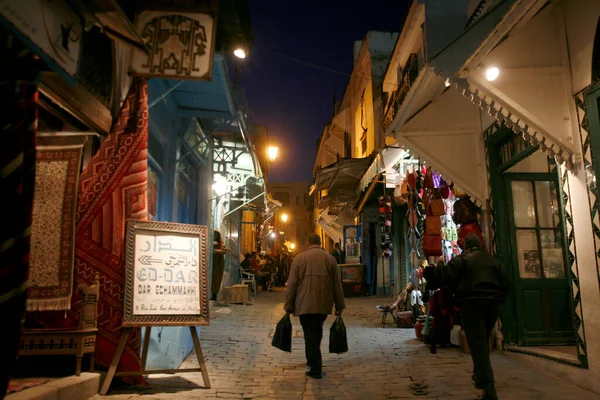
left=94, top=291, right=598, bottom=400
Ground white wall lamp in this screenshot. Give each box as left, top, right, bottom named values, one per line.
left=485, top=66, right=500, bottom=82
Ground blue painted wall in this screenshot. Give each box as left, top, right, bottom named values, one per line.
left=144, top=79, right=210, bottom=370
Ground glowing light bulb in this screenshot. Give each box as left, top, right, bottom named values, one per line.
left=485, top=67, right=500, bottom=82
left=234, top=48, right=246, bottom=59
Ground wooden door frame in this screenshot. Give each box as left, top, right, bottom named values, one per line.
left=486, top=126, right=575, bottom=345
left=585, top=83, right=600, bottom=188
left=503, top=172, right=573, bottom=345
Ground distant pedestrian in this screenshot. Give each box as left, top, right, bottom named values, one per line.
left=424, top=234, right=510, bottom=400
left=240, top=253, right=252, bottom=272
left=211, top=230, right=227, bottom=301
left=284, top=234, right=345, bottom=379
left=331, top=242, right=346, bottom=265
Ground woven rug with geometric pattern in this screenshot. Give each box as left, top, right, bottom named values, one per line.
left=27, top=141, right=83, bottom=311
left=32, top=78, right=149, bottom=385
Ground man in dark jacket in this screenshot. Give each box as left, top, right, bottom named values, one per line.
left=424, top=234, right=510, bottom=400
left=331, top=242, right=346, bottom=265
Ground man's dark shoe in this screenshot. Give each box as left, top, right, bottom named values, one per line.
left=306, top=368, right=322, bottom=379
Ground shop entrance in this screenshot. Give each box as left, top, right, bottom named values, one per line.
left=488, top=127, right=575, bottom=346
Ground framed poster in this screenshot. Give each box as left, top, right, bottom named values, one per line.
left=343, top=225, right=362, bottom=264
left=123, top=220, right=209, bottom=327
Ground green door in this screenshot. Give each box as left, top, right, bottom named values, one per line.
left=504, top=173, right=575, bottom=345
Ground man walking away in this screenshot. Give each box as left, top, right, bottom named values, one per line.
left=331, top=242, right=346, bottom=265
left=285, top=234, right=345, bottom=379
left=424, top=234, right=510, bottom=400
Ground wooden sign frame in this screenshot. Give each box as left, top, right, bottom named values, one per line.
left=123, top=220, right=210, bottom=327
left=100, top=220, right=211, bottom=395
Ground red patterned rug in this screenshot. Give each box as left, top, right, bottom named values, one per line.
left=27, top=141, right=84, bottom=311
left=32, top=78, right=149, bottom=385
left=7, top=378, right=50, bottom=394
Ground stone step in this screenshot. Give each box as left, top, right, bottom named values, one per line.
left=6, top=373, right=100, bottom=400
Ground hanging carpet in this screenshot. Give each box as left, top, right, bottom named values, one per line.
left=31, top=78, right=149, bottom=384
left=27, top=137, right=84, bottom=311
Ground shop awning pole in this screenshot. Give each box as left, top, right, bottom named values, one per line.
left=223, top=192, right=265, bottom=219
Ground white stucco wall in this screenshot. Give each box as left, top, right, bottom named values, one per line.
left=562, top=167, right=600, bottom=393
left=563, top=0, right=600, bottom=94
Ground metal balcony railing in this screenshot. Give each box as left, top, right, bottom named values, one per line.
left=383, top=53, right=419, bottom=134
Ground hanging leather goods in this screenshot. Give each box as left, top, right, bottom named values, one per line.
left=407, top=169, right=417, bottom=189
left=424, top=166, right=435, bottom=190
left=428, top=189, right=445, bottom=217
left=423, top=234, right=442, bottom=257
left=426, top=215, right=442, bottom=235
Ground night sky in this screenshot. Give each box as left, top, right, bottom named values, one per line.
left=236, top=1, right=411, bottom=183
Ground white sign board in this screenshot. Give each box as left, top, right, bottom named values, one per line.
left=123, top=220, right=209, bottom=327
left=0, top=0, right=81, bottom=80
left=134, top=230, right=201, bottom=315
left=130, top=11, right=216, bottom=80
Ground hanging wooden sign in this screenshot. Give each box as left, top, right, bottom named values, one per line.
left=129, top=3, right=218, bottom=80
left=123, top=220, right=210, bottom=327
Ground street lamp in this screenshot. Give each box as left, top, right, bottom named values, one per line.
left=234, top=48, right=247, bottom=59
left=281, top=213, right=289, bottom=223
left=268, top=146, right=278, bottom=162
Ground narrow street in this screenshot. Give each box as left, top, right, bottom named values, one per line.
left=95, top=291, right=598, bottom=400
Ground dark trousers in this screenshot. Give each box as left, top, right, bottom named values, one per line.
left=461, top=300, right=501, bottom=400
left=257, top=272, right=271, bottom=290
left=211, top=254, right=225, bottom=297
left=299, top=314, right=327, bottom=371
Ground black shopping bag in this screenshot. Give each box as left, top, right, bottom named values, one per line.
left=329, top=316, right=348, bottom=354
left=271, top=314, right=292, bottom=352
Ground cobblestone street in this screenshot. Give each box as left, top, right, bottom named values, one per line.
left=95, top=291, right=598, bottom=400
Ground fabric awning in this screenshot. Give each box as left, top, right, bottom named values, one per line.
left=73, top=0, right=149, bottom=52
left=431, top=0, right=579, bottom=166
left=314, top=157, right=373, bottom=193
left=440, top=1, right=580, bottom=168
left=317, top=208, right=343, bottom=243
left=430, top=0, right=537, bottom=79
left=394, top=81, right=494, bottom=206
left=314, top=157, right=372, bottom=212
left=359, top=147, right=407, bottom=191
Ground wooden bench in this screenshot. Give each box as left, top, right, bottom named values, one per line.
left=19, top=275, right=100, bottom=376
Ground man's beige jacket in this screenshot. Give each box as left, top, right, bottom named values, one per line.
left=284, top=245, right=346, bottom=315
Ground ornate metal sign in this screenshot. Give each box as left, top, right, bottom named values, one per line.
left=130, top=10, right=216, bottom=80
left=123, top=220, right=210, bottom=327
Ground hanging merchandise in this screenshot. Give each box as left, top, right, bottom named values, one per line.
left=394, top=180, right=408, bottom=205
left=453, top=185, right=468, bottom=198
left=378, top=195, right=393, bottom=257
left=453, top=196, right=484, bottom=250
left=441, top=212, right=459, bottom=263
left=423, top=234, right=442, bottom=257
left=423, top=187, right=444, bottom=257
left=432, top=171, right=441, bottom=188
